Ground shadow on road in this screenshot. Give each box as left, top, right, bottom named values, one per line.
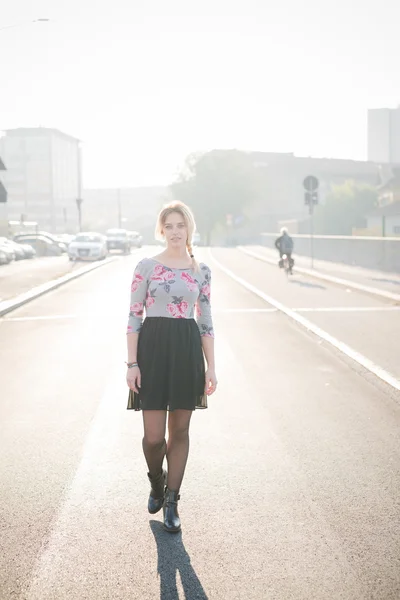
left=150, top=520, right=208, bottom=600
left=289, top=279, right=326, bottom=290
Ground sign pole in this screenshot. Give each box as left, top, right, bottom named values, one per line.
left=310, top=202, right=314, bottom=269
left=303, top=175, right=319, bottom=270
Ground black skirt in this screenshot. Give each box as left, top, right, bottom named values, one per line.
left=127, top=317, right=207, bottom=411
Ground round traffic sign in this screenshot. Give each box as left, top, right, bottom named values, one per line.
left=303, top=175, right=319, bottom=191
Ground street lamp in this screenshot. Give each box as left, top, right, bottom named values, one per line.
left=0, top=18, right=50, bottom=32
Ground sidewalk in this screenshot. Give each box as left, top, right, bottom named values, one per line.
left=0, top=257, right=98, bottom=303
left=241, top=245, right=400, bottom=297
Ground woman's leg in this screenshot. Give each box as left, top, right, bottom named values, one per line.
left=166, top=409, right=193, bottom=491
left=142, top=410, right=167, bottom=476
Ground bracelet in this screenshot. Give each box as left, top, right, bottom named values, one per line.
left=126, top=361, right=138, bottom=368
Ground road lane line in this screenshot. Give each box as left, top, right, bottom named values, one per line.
left=210, top=250, right=400, bottom=393
left=4, top=306, right=400, bottom=324
left=238, top=246, right=400, bottom=304
left=1, top=308, right=279, bottom=322
left=293, top=306, right=400, bottom=313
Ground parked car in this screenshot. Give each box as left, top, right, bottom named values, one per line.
left=0, top=238, right=25, bottom=260
left=14, top=232, right=67, bottom=253
left=0, top=249, right=10, bottom=265
left=11, top=235, right=63, bottom=256
left=36, top=231, right=68, bottom=252
left=128, top=231, right=143, bottom=248
left=54, top=233, right=76, bottom=246
left=19, top=243, right=36, bottom=259
left=0, top=239, right=16, bottom=261
left=68, top=232, right=108, bottom=261
left=105, top=229, right=131, bottom=254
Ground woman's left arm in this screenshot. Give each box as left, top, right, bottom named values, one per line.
left=196, top=265, right=217, bottom=395
left=202, top=336, right=217, bottom=396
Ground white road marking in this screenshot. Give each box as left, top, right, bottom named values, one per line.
left=238, top=246, right=400, bottom=303
left=210, top=250, right=400, bottom=393
left=3, top=305, right=400, bottom=324
left=2, top=314, right=81, bottom=321
left=293, top=306, right=400, bottom=313
left=215, top=307, right=278, bottom=313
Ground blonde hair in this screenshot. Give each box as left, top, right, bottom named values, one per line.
left=155, top=201, right=200, bottom=272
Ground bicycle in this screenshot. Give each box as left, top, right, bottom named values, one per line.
left=282, top=253, right=293, bottom=278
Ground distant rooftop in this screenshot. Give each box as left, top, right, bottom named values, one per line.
left=2, top=127, right=80, bottom=143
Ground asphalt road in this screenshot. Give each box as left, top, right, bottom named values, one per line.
left=0, top=256, right=73, bottom=301
left=249, top=245, right=400, bottom=296
left=1, top=247, right=399, bottom=600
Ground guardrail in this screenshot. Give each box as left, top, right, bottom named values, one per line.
left=261, top=233, right=400, bottom=273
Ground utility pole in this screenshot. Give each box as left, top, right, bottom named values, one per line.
left=117, top=188, right=122, bottom=228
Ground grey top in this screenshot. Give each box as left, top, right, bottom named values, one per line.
left=127, top=257, right=215, bottom=337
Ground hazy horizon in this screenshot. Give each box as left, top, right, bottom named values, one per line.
left=1, top=0, right=400, bottom=188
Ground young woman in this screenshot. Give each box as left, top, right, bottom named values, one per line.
left=126, top=201, right=217, bottom=533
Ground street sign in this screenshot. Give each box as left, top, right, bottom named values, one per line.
left=303, top=175, right=319, bottom=192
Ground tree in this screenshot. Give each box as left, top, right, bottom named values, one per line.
left=313, top=181, right=378, bottom=235
left=170, top=149, right=261, bottom=243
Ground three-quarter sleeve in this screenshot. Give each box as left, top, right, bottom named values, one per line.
left=196, top=265, right=215, bottom=337
left=127, top=259, right=148, bottom=334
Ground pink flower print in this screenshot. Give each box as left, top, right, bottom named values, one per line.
left=181, top=271, right=198, bottom=292
left=127, top=325, right=133, bottom=333
left=167, top=296, right=189, bottom=319
left=130, top=302, right=144, bottom=318
left=131, top=272, right=144, bottom=293
left=151, top=264, right=175, bottom=282
left=196, top=302, right=202, bottom=317
left=146, top=289, right=156, bottom=309
left=201, top=283, right=211, bottom=302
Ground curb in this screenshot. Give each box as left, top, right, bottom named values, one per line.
left=0, top=257, right=118, bottom=318
left=237, top=246, right=400, bottom=304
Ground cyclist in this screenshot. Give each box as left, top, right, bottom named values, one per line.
left=275, top=227, right=294, bottom=272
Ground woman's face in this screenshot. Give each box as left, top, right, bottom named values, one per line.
left=162, top=211, right=188, bottom=250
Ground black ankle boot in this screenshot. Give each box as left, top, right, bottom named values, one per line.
left=147, top=469, right=167, bottom=514
left=163, top=487, right=181, bottom=533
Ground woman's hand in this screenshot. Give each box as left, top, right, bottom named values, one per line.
left=205, top=368, right=218, bottom=396
left=126, top=366, right=141, bottom=394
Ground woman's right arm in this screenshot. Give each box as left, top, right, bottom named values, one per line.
left=127, top=332, right=139, bottom=364
left=126, top=260, right=148, bottom=391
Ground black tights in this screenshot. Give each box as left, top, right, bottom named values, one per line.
left=142, top=409, right=192, bottom=492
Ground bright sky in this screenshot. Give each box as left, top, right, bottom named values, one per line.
left=1, top=0, right=400, bottom=187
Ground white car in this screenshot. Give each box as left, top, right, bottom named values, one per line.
left=68, top=232, right=108, bottom=261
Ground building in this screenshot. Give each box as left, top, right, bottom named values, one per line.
left=244, top=152, right=379, bottom=235
left=0, top=127, right=82, bottom=233
left=368, top=107, right=400, bottom=164
left=366, top=166, right=400, bottom=236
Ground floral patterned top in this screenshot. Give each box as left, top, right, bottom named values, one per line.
left=127, top=258, right=215, bottom=338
